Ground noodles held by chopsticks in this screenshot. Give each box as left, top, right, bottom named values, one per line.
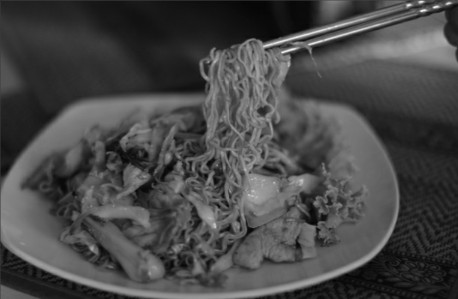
left=23, top=39, right=366, bottom=286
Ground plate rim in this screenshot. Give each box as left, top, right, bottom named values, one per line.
left=1, top=94, right=400, bottom=299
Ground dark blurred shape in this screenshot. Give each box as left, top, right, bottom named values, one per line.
left=2, top=1, right=378, bottom=101
left=444, top=6, right=458, bottom=61
left=2, top=1, right=286, bottom=108
left=270, top=0, right=379, bottom=34
left=0, top=1, right=380, bottom=174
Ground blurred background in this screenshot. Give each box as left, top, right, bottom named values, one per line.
left=1, top=0, right=456, bottom=172
left=1, top=0, right=456, bottom=167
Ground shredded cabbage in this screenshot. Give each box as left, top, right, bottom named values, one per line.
left=24, top=39, right=367, bottom=286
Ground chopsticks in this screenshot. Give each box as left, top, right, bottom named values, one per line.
left=263, top=0, right=458, bottom=55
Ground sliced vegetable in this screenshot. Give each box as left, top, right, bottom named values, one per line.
left=210, top=241, right=239, bottom=274
left=85, top=217, right=164, bottom=282
left=117, top=164, right=151, bottom=199
left=90, top=205, right=151, bottom=229
left=60, top=226, right=101, bottom=264
left=119, top=122, right=151, bottom=152
left=55, top=141, right=89, bottom=177
left=187, top=192, right=217, bottom=230
left=242, top=173, right=321, bottom=228
left=282, top=173, right=322, bottom=195
left=242, top=173, right=285, bottom=228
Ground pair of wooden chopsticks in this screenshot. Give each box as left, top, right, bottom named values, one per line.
left=263, top=0, right=458, bottom=54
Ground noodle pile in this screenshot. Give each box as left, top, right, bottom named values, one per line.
left=183, top=40, right=288, bottom=239
left=161, top=39, right=290, bottom=281
left=23, top=38, right=366, bottom=286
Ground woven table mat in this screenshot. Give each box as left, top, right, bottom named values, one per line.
left=2, top=2, right=458, bottom=299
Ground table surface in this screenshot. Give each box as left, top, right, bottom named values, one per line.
left=2, top=2, right=458, bottom=299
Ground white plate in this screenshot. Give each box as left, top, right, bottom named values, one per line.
left=1, top=93, right=399, bottom=299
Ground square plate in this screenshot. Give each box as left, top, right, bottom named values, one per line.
left=1, top=93, right=399, bottom=299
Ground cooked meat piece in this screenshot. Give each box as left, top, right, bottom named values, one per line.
left=233, top=207, right=316, bottom=269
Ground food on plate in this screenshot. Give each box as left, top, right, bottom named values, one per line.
left=23, top=39, right=366, bottom=286
left=232, top=206, right=317, bottom=270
